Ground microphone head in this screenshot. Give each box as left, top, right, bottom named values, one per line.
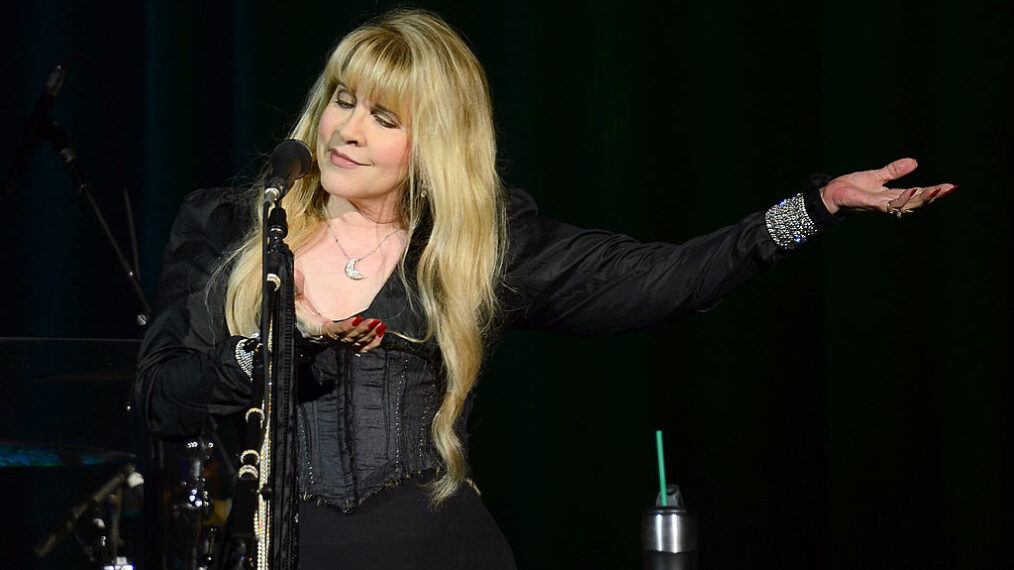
left=264, top=139, right=312, bottom=202
left=270, top=139, right=312, bottom=181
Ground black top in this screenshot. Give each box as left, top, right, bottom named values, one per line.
left=134, top=180, right=834, bottom=512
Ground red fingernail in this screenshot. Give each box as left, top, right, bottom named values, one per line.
left=367, top=319, right=380, bottom=330
left=909, top=188, right=918, bottom=196
left=928, top=189, right=940, bottom=199
left=376, top=324, right=387, bottom=337
left=352, top=316, right=364, bottom=326
left=947, top=184, right=960, bottom=193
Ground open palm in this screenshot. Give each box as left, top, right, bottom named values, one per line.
left=821, top=158, right=956, bottom=216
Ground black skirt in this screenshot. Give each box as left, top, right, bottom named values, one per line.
left=298, top=478, right=517, bottom=570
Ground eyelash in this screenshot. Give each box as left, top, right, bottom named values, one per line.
left=373, top=114, right=397, bottom=129
left=334, top=93, right=398, bottom=129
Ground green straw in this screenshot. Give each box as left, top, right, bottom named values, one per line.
left=655, top=430, right=668, bottom=507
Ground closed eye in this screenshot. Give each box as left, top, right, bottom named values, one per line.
left=334, top=85, right=356, bottom=109
left=333, top=85, right=402, bottom=129
left=373, top=112, right=398, bottom=129
left=335, top=94, right=355, bottom=109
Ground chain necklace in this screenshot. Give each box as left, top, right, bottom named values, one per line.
left=325, top=221, right=403, bottom=280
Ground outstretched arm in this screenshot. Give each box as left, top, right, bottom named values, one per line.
left=503, top=159, right=954, bottom=336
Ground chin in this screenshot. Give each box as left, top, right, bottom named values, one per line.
left=319, top=171, right=351, bottom=195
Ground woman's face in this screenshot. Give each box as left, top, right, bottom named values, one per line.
left=316, top=84, right=410, bottom=207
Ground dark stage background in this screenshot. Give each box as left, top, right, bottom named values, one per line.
left=1, top=1, right=1011, bottom=568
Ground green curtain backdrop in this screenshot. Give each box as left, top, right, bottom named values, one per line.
left=1, top=0, right=1009, bottom=568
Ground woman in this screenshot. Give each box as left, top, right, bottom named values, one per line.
left=134, top=8, right=954, bottom=569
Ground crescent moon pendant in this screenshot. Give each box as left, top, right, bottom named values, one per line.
left=345, top=259, right=365, bottom=280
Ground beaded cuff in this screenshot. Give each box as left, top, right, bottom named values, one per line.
left=764, top=192, right=817, bottom=250
left=235, top=334, right=260, bottom=380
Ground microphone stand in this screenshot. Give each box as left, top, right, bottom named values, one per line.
left=227, top=193, right=299, bottom=570
left=47, top=121, right=152, bottom=325
left=10, top=65, right=154, bottom=567
left=47, top=109, right=158, bottom=570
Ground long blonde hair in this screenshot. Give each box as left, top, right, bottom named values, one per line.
left=223, top=9, right=505, bottom=504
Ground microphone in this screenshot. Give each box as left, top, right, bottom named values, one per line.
left=3, top=57, right=75, bottom=197
left=263, top=139, right=312, bottom=203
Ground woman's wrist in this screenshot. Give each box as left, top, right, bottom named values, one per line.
left=804, top=175, right=848, bottom=230
left=764, top=173, right=844, bottom=250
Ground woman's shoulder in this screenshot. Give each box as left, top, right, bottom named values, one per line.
left=173, top=187, right=254, bottom=232
left=176, top=186, right=255, bottom=223
left=164, top=187, right=256, bottom=258
left=502, top=186, right=583, bottom=246
left=503, top=187, right=538, bottom=222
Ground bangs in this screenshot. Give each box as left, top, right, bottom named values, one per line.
left=328, top=31, right=414, bottom=120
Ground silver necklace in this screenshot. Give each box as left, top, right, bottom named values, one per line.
left=325, top=221, right=403, bottom=280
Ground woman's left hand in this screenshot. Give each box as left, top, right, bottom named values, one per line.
left=293, top=268, right=387, bottom=354
left=319, top=316, right=388, bottom=354
left=821, top=157, right=957, bottom=216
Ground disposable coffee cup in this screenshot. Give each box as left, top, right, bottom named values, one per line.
left=641, top=485, right=697, bottom=570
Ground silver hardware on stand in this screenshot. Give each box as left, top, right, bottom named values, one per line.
left=175, top=438, right=219, bottom=570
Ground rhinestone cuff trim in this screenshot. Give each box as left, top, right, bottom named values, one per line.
left=235, top=334, right=260, bottom=380
left=764, top=192, right=817, bottom=250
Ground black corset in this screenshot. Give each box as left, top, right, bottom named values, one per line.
left=296, top=334, right=454, bottom=512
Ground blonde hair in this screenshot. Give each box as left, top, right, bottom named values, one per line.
left=223, top=9, right=504, bottom=504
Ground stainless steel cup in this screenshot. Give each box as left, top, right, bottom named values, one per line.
left=641, top=486, right=697, bottom=570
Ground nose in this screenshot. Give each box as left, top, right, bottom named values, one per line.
left=338, top=105, right=367, bottom=146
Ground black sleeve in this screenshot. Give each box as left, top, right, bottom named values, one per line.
left=501, top=176, right=837, bottom=336
left=133, top=187, right=257, bottom=438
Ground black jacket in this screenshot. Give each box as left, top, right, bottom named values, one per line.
left=134, top=180, right=834, bottom=511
